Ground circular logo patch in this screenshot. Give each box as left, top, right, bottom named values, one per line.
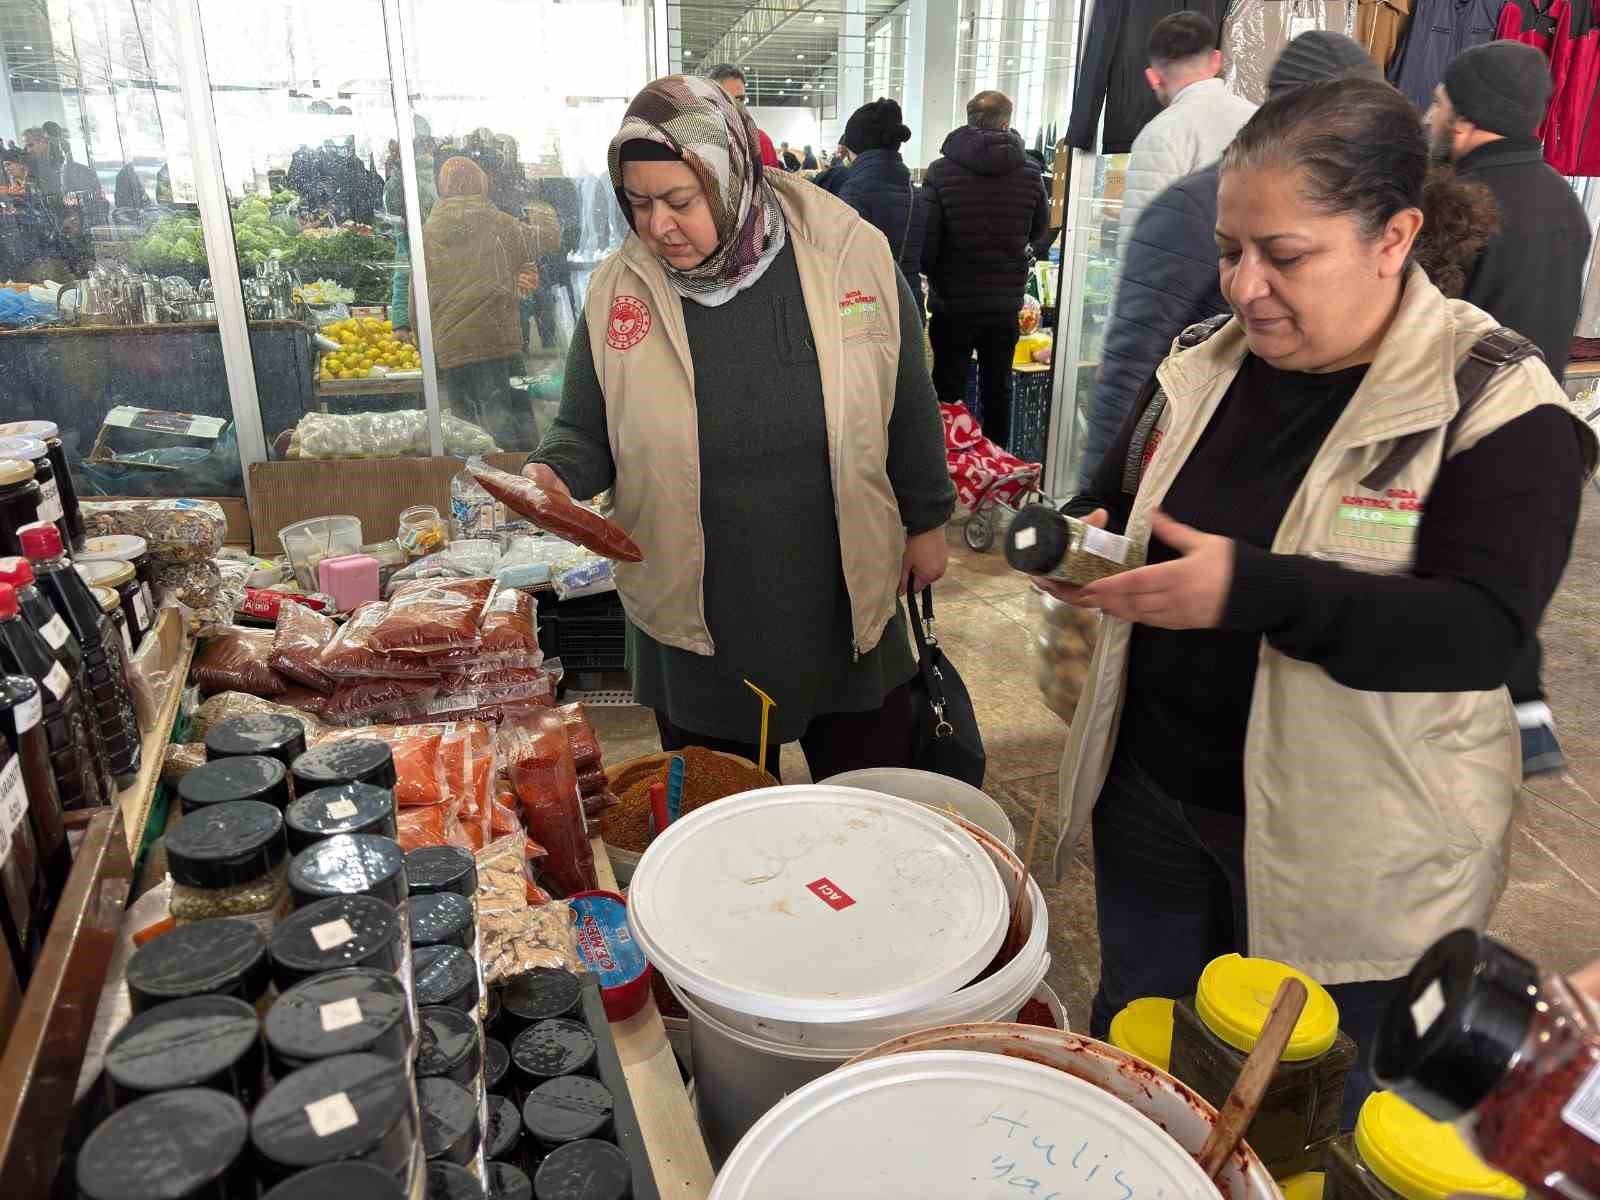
left=607, top=294, right=651, bottom=351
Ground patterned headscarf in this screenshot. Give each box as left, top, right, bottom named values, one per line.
left=608, top=75, right=786, bottom=307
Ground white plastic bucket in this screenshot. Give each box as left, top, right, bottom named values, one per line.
left=709, top=1050, right=1236, bottom=1199
left=824, top=767, right=1017, bottom=850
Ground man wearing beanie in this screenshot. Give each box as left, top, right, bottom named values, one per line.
left=827, top=99, right=927, bottom=317
left=1076, top=32, right=1381, bottom=492
left=1425, top=39, right=1592, bottom=777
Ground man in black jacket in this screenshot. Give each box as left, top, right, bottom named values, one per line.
left=922, top=91, right=1050, bottom=448
left=1425, top=39, right=1593, bottom=776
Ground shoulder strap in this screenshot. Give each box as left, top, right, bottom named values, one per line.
left=1358, top=327, right=1542, bottom=492
left=1122, top=313, right=1232, bottom=495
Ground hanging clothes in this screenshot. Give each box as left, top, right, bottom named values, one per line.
left=1544, top=0, right=1600, bottom=174
left=1356, top=0, right=1417, bottom=72
left=1387, top=0, right=1501, bottom=109
left=1496, top=0, right=1565, bottom=141
left=1065, top=0, right=1229, bottom=155
left=1221, top=1, right=1359, bottom=104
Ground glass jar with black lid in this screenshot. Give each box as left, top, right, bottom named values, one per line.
left=293, top=738, right=398, bottom=794
left=265, top=967, right=412, bottom=1076
left=103, top=994, right=263, bottom=1109
left=178, top=755, right=290, bottom=816
left=419, top=1075, right=480, bottom=1167
left=410, top=892, right=474, bottom=953
left=268, top=894, right=407, bottom=994
left=165, top=799, right=290, bottom=929
left=77, top=1088, right=254, bottom=1200
left=0, top=458, right=41, bottom=560
left=206, top=712, right=308, bottom=772
left=125, top=916, right=273, bottom=1016
left=250, top=1052, right=420, bottom=1184
left=286, top=783, right=397, bottom=853
left=261, top=1162, right=407, bottom=1200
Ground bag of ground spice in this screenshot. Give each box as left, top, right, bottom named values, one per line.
left=192, top=628, right=287, bottom=697
left=317, top=602, right=443, bottom=680
left=478, top=586, right=540, bottom=656
left=270, top=601, right=337, bottom=693
left=191, top=691, right=327, bottom=745
left=500, top=709, right=594, bottom=895
left=322, top=678, right=439, bottom=726
left=466, top=458, right=643, bottom=563
left=369, top=577, right=495, bottom=656
left=558, top=703, right=602, bottom=770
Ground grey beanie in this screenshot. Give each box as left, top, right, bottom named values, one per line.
left=1267, top=31, right=1383, bottom=96
left=1444, top=41, right=1553, bottom=137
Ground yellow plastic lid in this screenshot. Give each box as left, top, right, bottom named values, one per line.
left=1194, top=954, right=1339, bottom=1061
left=1279, top=1172, right=1325, bottom=1200
left=1108, top=997, right=1175, bottom=1072
left=0, top=458, right=35, bottom=488
left=1354, top=1092, right=1524, bottom=1200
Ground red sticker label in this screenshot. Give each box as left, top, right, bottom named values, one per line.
left=806, top=878, right=856, bottom=911
left=607, top=294, right=651, bottom=351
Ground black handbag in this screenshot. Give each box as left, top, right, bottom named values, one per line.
left=906, top=586, right=986, bottom=787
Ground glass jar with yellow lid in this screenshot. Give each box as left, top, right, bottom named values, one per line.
left=1326, top=1091, right=1524, bottom=1200
left=1109, top=997, right=1176, bottom=1072
left=1169, top=954, right=1357, bottom=1177
left=0, top=458, right=41, bottom=559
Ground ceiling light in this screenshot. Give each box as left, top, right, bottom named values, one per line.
left=796, top=53, right=805, bottom=60
left=1006, top=57, right=1015, bottom=66
left=803, top=83, right=812, bottom=91
left=22, top=44, right=32, bottom=50
left=786, top=76, right=793, bottom=83
left=684, top=49, right=693, bottom=57
left=813, top=12, right=825, bottom=22
left=960, top=18, right=971, bottom=31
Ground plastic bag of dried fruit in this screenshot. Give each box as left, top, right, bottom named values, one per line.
left=190, top=691, right=328, bottom=745
left=476, top=831, right=574, bottom=983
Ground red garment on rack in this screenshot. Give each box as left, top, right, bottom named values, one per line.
left=1497, top=0, right=1566, bottom=139
left=1544, top=0, right=1600, bottom=174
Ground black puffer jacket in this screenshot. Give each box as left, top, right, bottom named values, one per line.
left=1076, top=163, right=1228, bottom=491
left=921, top=127, right=1049, bottom=318
left=836, top=149, right=927, bottom=316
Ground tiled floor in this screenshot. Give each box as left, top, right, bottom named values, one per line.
left=589, top=494, right=1600, bottom=1032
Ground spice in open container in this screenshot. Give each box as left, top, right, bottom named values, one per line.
left=103, top=994, right=263, bottom=1109
left=77, top=1088, right=253, bottom=1200
left=206, top=712, right=308, bottom=771
left=1168, top=954, right=1356, bottom=1177
left=261, top=1161, right=407, bottom=1200
left=268, top=894, right=407, bottom=992
left=1005, top=504, right=1146, bottom=585
left=293, top=738, right=398, bottom=794
left=125, top=916, right=273, bottom=1016
left=166, top=799, right=291, bottom=929
left=75, top=559, right=148, bottom=646
left=76, top=533, right=156, bottom=617
left=1324, top=1090, right=1524, bottom=1200
left=178, top=754, right=290, bottom=815
left=287, top=783, right=398, bottom=852
left=250, top=1052, right=419, bottom=1184
left=265, top=966, right=412, bottom=1076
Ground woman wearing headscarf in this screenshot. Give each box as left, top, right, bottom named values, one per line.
left=420, top=155, right=540, bottom=449
left=524, top=76, right=954, bottom=780
left=833, top=98, right=927, bottom=319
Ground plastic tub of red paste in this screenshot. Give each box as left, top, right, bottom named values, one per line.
left=568, top=890, right=650, bottom=1022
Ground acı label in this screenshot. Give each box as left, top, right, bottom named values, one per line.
left=806, top=878, right=856, bottom=911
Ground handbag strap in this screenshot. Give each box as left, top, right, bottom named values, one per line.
left=909, top=586, right=955, bottom=738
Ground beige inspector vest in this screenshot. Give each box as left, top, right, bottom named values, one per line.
left=582, top=172, right=907, bottom=657
left=1055, top=267, right=1599, bottom=985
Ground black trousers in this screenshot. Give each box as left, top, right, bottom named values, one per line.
left=1088, top=755, right=1404, bottom=1131
left=653, top=681, right=913, bottom=784
left=1508, top=638, right=1543, bottom=706
left=929, top=312, right=1020, bottom=449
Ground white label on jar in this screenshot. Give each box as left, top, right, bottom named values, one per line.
left=42, top=661, right=70, bottom=701
left=304, top=1091, right=361, bottom=1137
left=40, top=614, right=70, bottom=650
left=1080, top=523, right=1131, bottom=566
left=320, top=997, right=364, bottom=1032
left=1562, top=1061, right=1600, bottom=1145
left=132, top=588, right=150, bottom=629
left=139, top=582, right=155, bottom=614
left=36, top=493, right=63, bottom=524
left=15, top=689, right=40, bottom=733
left=1013, top=526, right=1037, bottom=551
left=0, top=756, right=28, bottom=865
left=310, top=917, right=355, bottom=951
left=326, top=798, right=358, bottom=820
left=1410, top=978, right=1446, bottom=1037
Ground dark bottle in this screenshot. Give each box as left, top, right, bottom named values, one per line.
left=0, top=457, right=41, bottom=559
left=0, top=420, right=83, bottom=549
left=0, top=582, right=103, bottom=811
left=0, top=674, right=69, bottom=909
left=0, top=676, right=48, bottom=986
left=0, top=435, right=69, bottom=553
left=20, top=523, right=141, bottom=788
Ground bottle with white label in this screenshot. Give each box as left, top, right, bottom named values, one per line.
left=0, top=435, right=69, bottom=554
left=0, top=554, right=84, bottom=692
left=0, top=674, right=69, bottom=915
left=1004, top=504, right=1144, bottom=586
left=0, top=582, right=103, bottom=811
left=0, top=677, right=48, bottom=987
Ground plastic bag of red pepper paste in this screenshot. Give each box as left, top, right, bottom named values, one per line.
left=317, top=603, right=442, bottom=680
left=270, top=600, right=338, bottom=693
left=499, top=708, right=595, bottom=895
left=558, top=702, right=602, bottom=770
left=315, top=726, right=445, bottom=807
left=479, top=586, right=541, bottom=655
left=322, top=678, right=439, bottom=726
left=369, top=577, right=495, bottom=656
left=276, top=686, right=330, bottom=718
left=582, top=790, right=620, bottom=820
left=397, top=803, right=452, bottom=852
left=576, top=764, right=607, bottom=795
left=466, top=457, right=642, bottom=563
left=442, top=666, right=554, bottom=707
left=193, top=628, right=287, bottom=697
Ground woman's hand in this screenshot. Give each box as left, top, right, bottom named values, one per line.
left=1034, top=509, right=1108, bottom=607
left=393, top=327, right=414, bottom=344
left=1078, top=511, right=1234, bottom=630
left=515, top=263, right=540, bottom=297
left=521, top=462, right=572, bottom=501
left=901, top=528, right=948, bottom=595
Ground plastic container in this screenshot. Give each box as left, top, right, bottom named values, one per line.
left=823, top=766, right=1017, bottom=850
left=269, top=894, right=407, bottom=992
left=417, top=1003, right=483, bottom=1087
left=265, top=967, right=412, bottom=1076
left=319, top=553, right=381, bottom=612
left=500, top=967, right=582, bottom=1032
left=1005, top=504, right=1145, bottom=584
left=413, top=943, right=479, bottom=1012
left=261, top=1161, right=407, bottom=1200
left=77, top=1088, right=253, bottom=1200
left=165, top=799, right=290, bottom=929
left=0, top=458, right=40, bottom=559
left=76, top=533, right=156, bottom=618
left=1170, top=954, right=1357, bottom=1178
left=280, top=515, right=363, bottom=591
left=569, top=890, right=651, bottom=1022
left=427, top=1162, right=482, bottom=1199
left=410, top=891, right=475, bottom=953
left=512, top=1018, right=597, bottom=1091
left=535, top=1140, right=630, bottom=1200
left=125, top=916, right=272, bottom=1016
left=419, top=1075, right=480, bottom=1165
left=286, top=783, right=398, bottom=852
left=485, top=1094, right=523, bottom=1162
left=1284, top=1174, right=1328, bottom=1200
left=0, top=420, right=83, bottom=548
left=405, top=844, right=478, bottom=899
left=1110, top=996, right=1176, bottom=1072
left=104, top=994, right=263, bottom=1109
left=205, top=713, right=308, bottom=771
left=488, top=1161, right=533, bottom=1200
left=178, top=754, right=290, bottom=815
left=1326, top=1091, right=1524, bottom=1200
left=523, top=1076, right=614, bottom=1153
left=289, top=833, right=409, bottom=911
left=397, top=505, right=447, bottom=561
left=250, top=1052, right=418, bottom=1183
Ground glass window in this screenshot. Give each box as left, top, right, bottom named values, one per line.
left=0, top=0, right=244, bottom=498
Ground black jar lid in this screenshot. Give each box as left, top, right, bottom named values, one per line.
left=250, top=1053, right=414, bottom=1179
left=419, top=1075, right=480, bottom=1165
left=165, top=799, right=288, bottom=889
left=261, top=1161, right=407, bottom=1200
left=77, top=1088, right=251, bottom=1200
left=501, top=968, right=581, bottom=1028
left=484, top=1037, right=511, bottom=1095
left=410, top=891, right=474, bottom=952
left=266, top=968, right=412, bottom=1075
left=511, top=1018, right=595, bottom=1085
left=269, top=894, right=405, bottom=991
left=1003, top=504, right=1070, bottom=576
left=286, top=784, right=398, bottom=852
left=289, top=834, right=408, bottom=910
left=425, top=1162, right=482, bottom=1200
left=523, top=1076, right=614, bottom=1150
left=488, top=1161, right=533, bottom=1200
left=126, top=918, right=271, bottom=1014
left=104, top=995, right=262, bottom=1108
left=405, top=844, right=478, bottom=898
left=413, top=944, right=479, bottom=1012
left=416, top=1004, right=482, bottom=1085
left=534, top=1140, right=630, bottom=1200
left=485, top=1095, right=523, bottom=1161
left=292, top=738, right=398, bottom=794
left=206, top=713, right=308, bottom=768
left=178, top=754, right=290, bottom=815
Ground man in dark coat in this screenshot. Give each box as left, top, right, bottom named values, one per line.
left=1425, top=38, right=1593, bottom=777
left=832, top=99, right=928, bottom=318
left=922, top=90, right=1049, bottom=448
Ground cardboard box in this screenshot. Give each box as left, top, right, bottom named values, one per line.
left=248, top=452, right=528, bottom=555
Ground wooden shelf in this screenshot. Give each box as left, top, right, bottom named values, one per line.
left=114, top=608, right=195, bottom=857
left=1565, top=361, right=1600, bottom=380
left=314, top=375, right=424, bottom=397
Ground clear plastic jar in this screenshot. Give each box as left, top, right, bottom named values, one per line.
left=167, top=799, right=291, bottom=930
left=1032, top=588, right=1098, bottom=722
left=398, top=505, right=447, bottom=560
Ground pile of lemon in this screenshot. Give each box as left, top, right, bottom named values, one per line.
left=318, top=316, right=421, bottom=381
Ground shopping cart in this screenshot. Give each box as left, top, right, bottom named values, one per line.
left=960, top=461, right=1047, bottom=552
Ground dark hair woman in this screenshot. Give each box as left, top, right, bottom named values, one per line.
left=1042, top=77, right=1595, bottom=1123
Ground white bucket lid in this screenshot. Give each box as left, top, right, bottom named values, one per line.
left=627, top=786, right=1007, bottom=1023
left=710, top=1050, right=1220, bottom=1198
